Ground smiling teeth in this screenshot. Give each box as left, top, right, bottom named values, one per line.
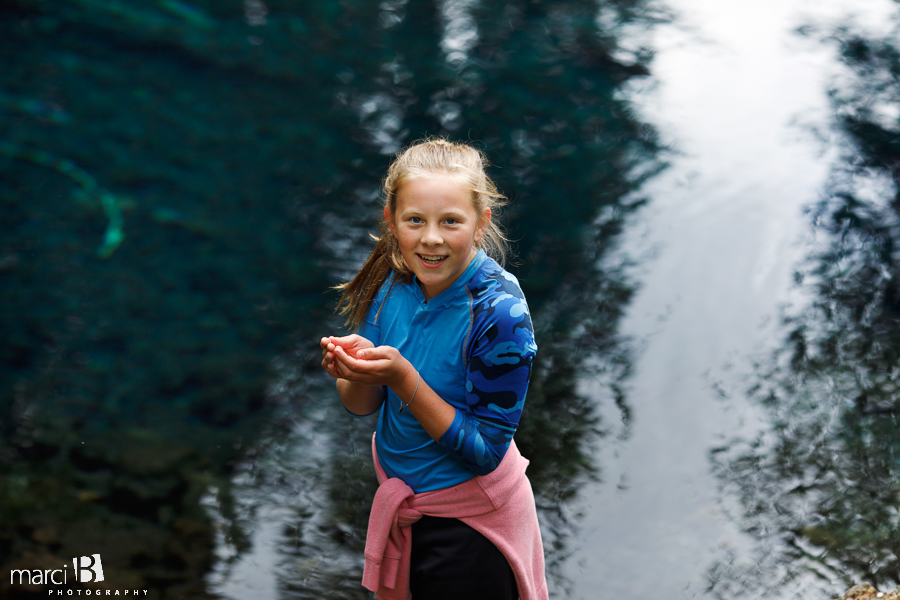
left=420, top=255, right=446, bottom=263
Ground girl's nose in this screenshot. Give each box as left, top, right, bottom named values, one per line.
left=422, top=224, right=443, bottom=245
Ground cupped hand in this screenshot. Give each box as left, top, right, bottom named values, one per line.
left=320, top=334, right=374, bottom=379
left=330, top=344, right=411, bottom=388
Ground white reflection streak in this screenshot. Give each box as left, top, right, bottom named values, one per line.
left=379, top=0, right=408, bottom=29
left=439, top=0, right=479, bottom=65
left=358, top=91, right=405, bottom=154
left=243, top=0, right=268, bottom=27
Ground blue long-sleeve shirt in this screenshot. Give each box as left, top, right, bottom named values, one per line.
left=355, top=250, right=537, bottom=493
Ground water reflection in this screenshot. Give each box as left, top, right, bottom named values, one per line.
left=220, top=0, right=665, bottom=595
left=709, top=13, right=900, bottom=598
left=2, top=0, right=660, bottom=596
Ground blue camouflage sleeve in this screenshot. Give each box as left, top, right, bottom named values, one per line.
left=437, top=271, right=537, bottom=475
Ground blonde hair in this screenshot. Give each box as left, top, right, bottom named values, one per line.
left=336, top=138, right=509, bottom=330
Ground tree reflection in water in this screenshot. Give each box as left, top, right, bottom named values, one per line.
left=217, top=1, right=665, bottom=597
left=708, top=15, right=900, bottom=599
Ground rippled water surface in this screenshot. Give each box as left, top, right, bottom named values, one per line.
left=4, top=0, right=900, bottom=598
left=564, top=0, right=898, bottom=597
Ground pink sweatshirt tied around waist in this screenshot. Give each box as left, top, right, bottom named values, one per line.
left=362, top=433, right=548, bottom=600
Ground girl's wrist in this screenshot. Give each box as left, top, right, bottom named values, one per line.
left=389, top=359, right=418, bottom=395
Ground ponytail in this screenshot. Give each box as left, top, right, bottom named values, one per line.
left=334, top=222, right=411, bottom=331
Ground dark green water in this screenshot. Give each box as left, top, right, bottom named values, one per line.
left=5, top=0, right=900, bottom=599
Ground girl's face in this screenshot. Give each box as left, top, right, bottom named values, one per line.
left=387, top=174, right=490, bottom=301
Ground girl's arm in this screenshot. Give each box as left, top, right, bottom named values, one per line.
left=335, top=378, right=384, bottom=416
left=436, top=281, right=536, bottom=475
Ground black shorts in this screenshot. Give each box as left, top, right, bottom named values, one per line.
left=410, top=515, right=519, bottom=600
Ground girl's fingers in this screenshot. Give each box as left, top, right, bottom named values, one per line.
left=332, top=347, right=352, bottom=373
left=331, top=335, right=354, bottom=347
left=336, top=352, right=392, bottom=387
left=322, top=356, right=335, bottom=377
left=334, top=347, right=377, bottom=380
left=328, top=351, right=342, bottom=374
left=333, top=346, right=356, bottom=370
left=337, top=346, right=373, bottom=369
left=320, top=340, right=367, bottom=381
left=356, top=345, right=393, bottom=361
left=322, top=352, right=338, bottom=375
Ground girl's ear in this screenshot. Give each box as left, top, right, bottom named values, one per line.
left=475, top=207, right=491, bottom=243
left=384, top=206, right=395, bottom=235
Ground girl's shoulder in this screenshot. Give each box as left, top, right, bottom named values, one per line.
left=467, top=258, right=533, bottom=332
left=467, top=258, right=528, bottom=306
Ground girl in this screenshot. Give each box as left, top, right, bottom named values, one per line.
left=320, top=139, right=547, bottom=600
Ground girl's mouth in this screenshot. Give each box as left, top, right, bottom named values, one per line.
left=417, top=254, right=448, bottom=267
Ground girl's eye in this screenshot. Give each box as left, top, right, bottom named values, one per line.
left=409, top=216, right=423, bottom=224
left=444, top=218, right=457, bottom=225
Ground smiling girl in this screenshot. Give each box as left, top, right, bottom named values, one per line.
left=321, top=139, right=547, bottom=600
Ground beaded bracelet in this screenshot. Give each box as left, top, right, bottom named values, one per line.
left=399, top=372, right=420, bottom=414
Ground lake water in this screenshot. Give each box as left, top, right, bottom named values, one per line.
left=563, top=0, right=900, bottom=598
left=4, top=0, right=900, bottom=598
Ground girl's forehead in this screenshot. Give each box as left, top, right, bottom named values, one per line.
left=402, top=171, right=471, bottom=190
left=395, top=174, right=475, bottom=207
